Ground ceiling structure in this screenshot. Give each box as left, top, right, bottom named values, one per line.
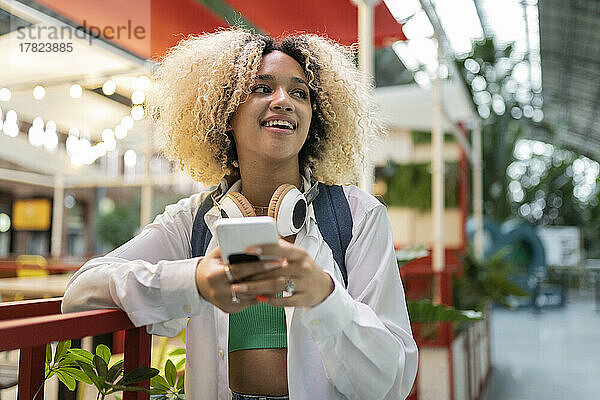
left=6, top=0, right=594, bottom=188
left=536, top=0, right=600, bottom=160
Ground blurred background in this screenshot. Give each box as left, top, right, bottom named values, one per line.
left=0, top=0, right=598, bottom=399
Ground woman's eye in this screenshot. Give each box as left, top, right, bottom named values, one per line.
left=252, top=85, right=271, bottom=93
left=293, top=90, right=309, bottom=99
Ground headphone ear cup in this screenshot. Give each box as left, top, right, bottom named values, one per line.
left=268, top=184, right=294, bottom=220
left=220, top=192, right=256, bottom=218
left=269, top=184, right=307, bottom=236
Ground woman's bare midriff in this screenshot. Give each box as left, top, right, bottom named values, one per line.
left=227, top=231, right=293, bottom=395
left=229, top=348, right=288, bottom=395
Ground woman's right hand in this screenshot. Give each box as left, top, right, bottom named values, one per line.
left=194, top=247, right=282, bottom=313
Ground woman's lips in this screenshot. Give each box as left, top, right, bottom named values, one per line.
left=261, top=125, right=295, bottom=135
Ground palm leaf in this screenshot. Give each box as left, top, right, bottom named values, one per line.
left=407, top=300, right=483, bottom=323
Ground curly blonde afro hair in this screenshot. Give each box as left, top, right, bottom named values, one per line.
left=147, top=28, right=382, bottom=186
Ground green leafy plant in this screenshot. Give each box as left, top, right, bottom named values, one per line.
left=35, top=340, right=92, bottom=399
left=164, top=329, right=187, bottom=371
left=150, top=359, right=185, bottom=399
left=381, top=160, right=459, bottom=210
left=453, top=247, right=530, bottom=312
left=407, top=300, right=482, bottom=323
left=411, top=130, right=456, bottom=144
left=96, top=203, right=140, bottom=248
left=168, top=348, right=187, bottom=371
left=36, top=341, right=159, bottom=400
left=397, top=246, right=485, bottom=324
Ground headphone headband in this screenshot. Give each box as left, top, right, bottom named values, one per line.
left=212, top=168, right=319, bottom=207
left=215, top=168, right=319, bottom=236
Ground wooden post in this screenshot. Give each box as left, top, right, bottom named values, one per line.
left=18, top=344, right=46, bottom=400
left=123, top=327, right=152, bottom=400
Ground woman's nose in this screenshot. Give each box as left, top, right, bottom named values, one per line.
left=270, top=88, right=294, bottom=112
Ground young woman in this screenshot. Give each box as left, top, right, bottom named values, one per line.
left=62, top=29, right=418, bottom=400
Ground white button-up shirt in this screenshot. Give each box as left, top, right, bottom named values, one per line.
left=62, top=183, right=418, bottom=400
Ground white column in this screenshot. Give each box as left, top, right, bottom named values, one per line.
left=356, top=1, right=376, bottom=77
left=352, top=0, right=380, bottom=193
left=140, top=131, right=153, bottom=227
left=431, top=38, right=445, bottom=305
left=431, top=37, right=445, bottom=274
left=51, top=174, right=64, bottom=259
left=472, top=121, right=484, bottom=260
left=140, top=178, right=152, bottom=227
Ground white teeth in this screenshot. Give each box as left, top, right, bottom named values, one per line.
left=263, top=120, right=294, bottom=129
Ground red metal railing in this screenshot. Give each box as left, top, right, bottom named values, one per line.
left=0, top=298, right=151, bottom=400
left=400, top=248, right=463, bottom=347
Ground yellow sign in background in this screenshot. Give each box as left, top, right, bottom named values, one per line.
left=12, top=199, right=52, bottom=231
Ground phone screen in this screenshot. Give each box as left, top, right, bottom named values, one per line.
left=228, top=253, right=260, bottom=264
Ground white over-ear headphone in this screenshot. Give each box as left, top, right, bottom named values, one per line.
left=214, top=168, right=319, bottom=237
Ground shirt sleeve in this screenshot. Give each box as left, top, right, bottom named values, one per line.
left=61, top=194, right=213, bottom=337
left=299, top=204, right=418, bottom=400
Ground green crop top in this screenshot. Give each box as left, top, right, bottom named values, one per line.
left=228, top=302, right=287, bottom=352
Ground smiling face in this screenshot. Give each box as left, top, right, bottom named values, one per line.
left=229, top=50, right=312, bottom=169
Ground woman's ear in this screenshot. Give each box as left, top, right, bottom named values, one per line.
left=225, top=130, right=238, bottom=169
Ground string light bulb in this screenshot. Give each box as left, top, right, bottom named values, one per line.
left=70, top=84, right=83, bottom=98
left=0, top=88, right=11, bottom=102
left=115, top=124, right=127, bottom=139
left=33, top=85, right=46, bottom=100
left=135, top=76, right=150, bottom=91
left=121, top=116, right=134, bottom=130
left=131, top=90, right=145, bottom=104
left=102, top=80, right=116, bottom=95
left=131, top=105, right=144, bottom=120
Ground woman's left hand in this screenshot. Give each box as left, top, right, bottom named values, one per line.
left=231, top=239, right=334, bottom=308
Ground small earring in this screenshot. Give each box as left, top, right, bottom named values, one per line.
left=232, top=160, right=239, bottom=168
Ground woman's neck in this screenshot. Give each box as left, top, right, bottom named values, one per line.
left=237, top=159, right=302, bottom=208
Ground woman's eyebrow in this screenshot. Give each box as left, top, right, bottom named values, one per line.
left=256, top=74, right=308, bottom=87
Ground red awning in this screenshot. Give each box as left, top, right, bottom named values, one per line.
left=32, top=0, right=404, bottom=60
left=223, top=0, right=405, bottom=47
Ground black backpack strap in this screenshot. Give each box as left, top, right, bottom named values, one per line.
left=313, top=183, right=353, bottom=287
left=191, top=190, right=217, bottom=258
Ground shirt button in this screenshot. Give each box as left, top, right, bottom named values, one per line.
left=218, top=348, right=225, bottom=359
left=311, top=319, right=320, bottom=326
left=182, top=304, right=191, bottom=314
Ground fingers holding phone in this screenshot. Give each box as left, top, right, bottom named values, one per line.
left=194, top=247, right=252, bottom=313
left=194, top=246, right=287, bottom=313
left=195, top=217, right=283, bottom=313
left=236, top=239, right=334, bottom=308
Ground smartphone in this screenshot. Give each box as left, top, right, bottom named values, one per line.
left=214, top=216, right=280, bottom=264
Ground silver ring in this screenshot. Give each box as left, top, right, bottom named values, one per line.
left=283, top=278, right=295, bottom=296
left=231, top=288, right=240, bottom=304
left=223, top=264, right=234, bottom=283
